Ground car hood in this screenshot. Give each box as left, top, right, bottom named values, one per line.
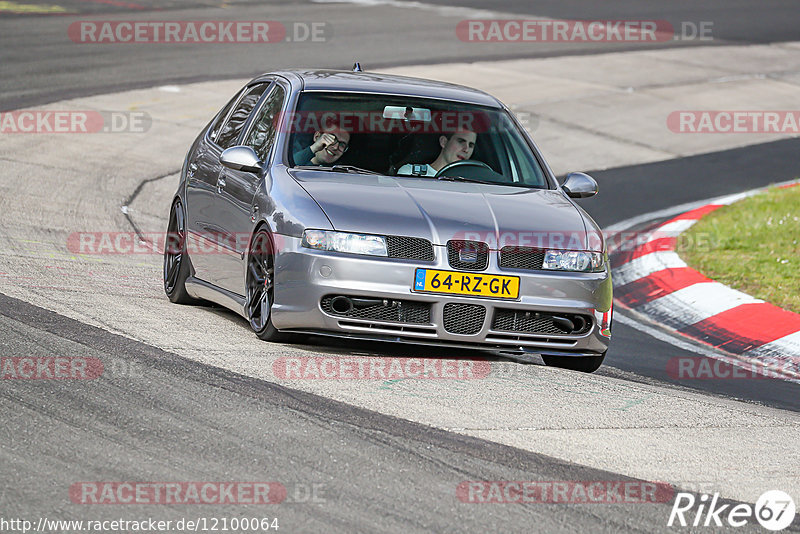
left=291, top=171, right=595, bottom=250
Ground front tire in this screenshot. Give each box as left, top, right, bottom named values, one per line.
left=246, top=229, right=294, bottom=342
left=542, top=352, right=606, bottom=373
left=163, top=199, right=198, bottom=304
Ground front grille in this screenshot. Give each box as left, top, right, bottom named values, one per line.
left=492, top=309, right=592, bottom=335
left=447, top=240, right=489, bottom=271
left=443, top=303, right=486, bottom=335
left=499, top=246, right=545, bottom=270
left=386, top=236, right=434, bottom=261
left=321, top=296, right=431, bottom=324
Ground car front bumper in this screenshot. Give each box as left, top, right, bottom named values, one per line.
left=271, top=236, right=612, bottom=356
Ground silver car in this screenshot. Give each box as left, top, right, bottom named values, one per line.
left=163, top=68, right=612, bottom=372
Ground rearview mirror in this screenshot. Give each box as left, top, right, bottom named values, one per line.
left=561, top=172, right=598, bottom=198
left=220, top=146, right=263, bottom=173
left=383, top=105, right=431, bottom=122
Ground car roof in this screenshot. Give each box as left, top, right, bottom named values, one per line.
left=259, top=69, right=504, bottom=108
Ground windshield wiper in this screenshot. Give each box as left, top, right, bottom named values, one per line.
left=295, top=165, right=380, bottom=175
left=437, top=175, right=511, bottom=186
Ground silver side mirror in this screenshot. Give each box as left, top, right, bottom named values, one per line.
left=562, top=172, right=598, bottom=198
left=220, top=146, right=263, bottom=173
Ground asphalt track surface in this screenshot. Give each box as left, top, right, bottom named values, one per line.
left=2, top=1, right=800, bottom=532
left=3, top=0, right=800, bottom=110
left=4, top=291, right=753, bottom=533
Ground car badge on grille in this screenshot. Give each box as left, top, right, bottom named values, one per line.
left=459, top=248, right=479, bottom=263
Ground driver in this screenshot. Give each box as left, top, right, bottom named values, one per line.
left=397, top=129, right=477, bottom=177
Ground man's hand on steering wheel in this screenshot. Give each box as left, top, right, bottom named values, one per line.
left=434, top=159, right=492, bottom=178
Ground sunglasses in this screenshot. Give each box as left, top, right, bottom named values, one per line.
left=324, top=135, right=349, bottom=153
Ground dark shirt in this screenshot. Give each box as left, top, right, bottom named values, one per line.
left=293, top=146, right=315, bottom=166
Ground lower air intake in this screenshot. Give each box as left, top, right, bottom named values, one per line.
left=443, top=303, right=486, bottom=335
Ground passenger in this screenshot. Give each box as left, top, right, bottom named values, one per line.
left=293, top=124, right=351, bottom=166
left=397, top=129, right=477, bottom=177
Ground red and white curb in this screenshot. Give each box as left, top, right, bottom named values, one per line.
left=609, top=182, right=800, bottom=380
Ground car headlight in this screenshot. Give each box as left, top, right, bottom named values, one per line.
left=302, top=230, right=388, bottom=257
left=542, top=250, right=604, bottom=272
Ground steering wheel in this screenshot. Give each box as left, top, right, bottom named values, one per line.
left=435, top=159, right=492, bottom=178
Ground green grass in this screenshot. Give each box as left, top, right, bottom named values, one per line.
left=680, top=184, right=800, bottom=314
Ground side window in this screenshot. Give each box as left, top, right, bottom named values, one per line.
left=215, top=83, right=270, bottom=149
left=208, top=88, right=244, bottom=143
left=244, top=84, right=286, bottom=163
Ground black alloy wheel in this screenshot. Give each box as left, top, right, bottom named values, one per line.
left=163, top=199, right=197, bottom=304
left=246, top=230, right=293, bottom=342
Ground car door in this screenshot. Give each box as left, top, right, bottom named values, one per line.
left=213, top=81, right=287, bottom=295
left=184, top=87, right=243, bottom=282
left=186, top=81, right=271, bottom=287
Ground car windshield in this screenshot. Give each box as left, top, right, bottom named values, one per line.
left=286, top=92, right=549, bottom=188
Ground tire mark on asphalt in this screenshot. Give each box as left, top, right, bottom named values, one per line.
left=121, top=169, right=179, bottom=241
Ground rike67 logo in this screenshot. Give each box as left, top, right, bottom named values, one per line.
left=668, top=490, right=796, bottom=531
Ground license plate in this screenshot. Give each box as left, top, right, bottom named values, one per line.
left=413, top=268, right=519, bottom=299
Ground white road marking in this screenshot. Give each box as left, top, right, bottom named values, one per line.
left=638, top=282, right=762, bottom=329
left=645, top=219, right=697, bottom=242
left=748, top=331, right=800, bottom=362
left=612, top=251, right=687, bottom=286
left=713, top=191, right=757, bottom=205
